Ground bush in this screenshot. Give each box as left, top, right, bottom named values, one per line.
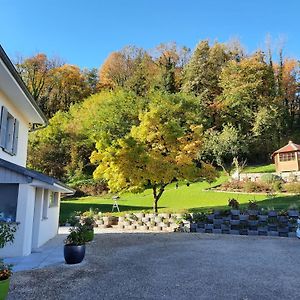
left=70, top=179, right=109, bottom=196
left=284, top=183, right=300, bottom=194
left=260, top=174, right=282, bottom=184
left=228, top=198, right=239, bottom=209
left=248, top=200, right=258, bottom=210
left=221, top=180, right=243, bottom=191
left=271, top=181, right=282, bottom=192
left=64, top=225, right=86, bottom=245
left=243, top=181, right=271, bottom=193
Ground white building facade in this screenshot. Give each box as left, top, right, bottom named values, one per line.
left=0, top=45, right=74, bottom=257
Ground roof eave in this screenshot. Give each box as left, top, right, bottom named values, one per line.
left=0, top=45, right=48, bottom=125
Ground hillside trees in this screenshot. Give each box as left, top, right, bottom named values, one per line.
left=16, top=54, right=96, bottom=118
left=25, top=39, right=300, bottom=197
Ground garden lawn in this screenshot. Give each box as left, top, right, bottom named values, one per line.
left=243, top=164, right=275, bottom=173
left=60, top=175, right=300, bottom=223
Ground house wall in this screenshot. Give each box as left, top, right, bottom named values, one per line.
left=32, top=188, right=61, bottom=249
left=0, top=90, right=29, bottom=167
left=0, top=184, right=35, bottom=257
left=275, top=153, right=299, bottom=172
left=0, top=185, right=61, bottom=257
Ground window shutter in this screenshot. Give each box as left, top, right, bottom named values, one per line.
left=0, top=106, right=8, bottom=148
left=12, top=119, right=19, bottom=155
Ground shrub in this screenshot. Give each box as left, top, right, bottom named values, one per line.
left=71, top=179, right=109, bottom=196
left=221, top=180, right=243, bottom=191
left=228, top=198, right=239, bottom=209
left=66, top=211, right=81, bottom=226
left=0, top=222, right=18, bottom=249
left=260, top=174, right=282, bottom=184
left=192, top=212, right=208, bottom=223
left=284, top=183, right=300, bottom=194
left=271, top=181, right=282, bottom=192
left=248, top=200, right=258, bottom=210
left=65, top=225, right=86, bottom=246
left=243, top=181, right=271, bottom=193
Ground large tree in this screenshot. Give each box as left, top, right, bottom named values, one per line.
left=91, top=92, right=216, bottom=212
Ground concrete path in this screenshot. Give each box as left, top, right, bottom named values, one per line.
left=6, top=232, right=300, bottom=300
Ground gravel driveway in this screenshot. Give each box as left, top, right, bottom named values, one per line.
left=7, top=233, right=300, bottom=300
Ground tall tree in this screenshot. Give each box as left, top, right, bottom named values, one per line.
left=182, top=41, right=229, bottom=126
left=91, top=92, right=216, bottom=212
left=15, top=54, right=62, bottom=114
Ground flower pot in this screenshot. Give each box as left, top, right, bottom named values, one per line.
left=96, top=220, right=104, bottom=226
left=135, top=213, right=144, bottom=219
left=0, top=278, right=10, bottom=300
left=118, top=216, right=125, bottom=223
left=230, top=209, right=240, bottom=216
left=213, top=219, right=223, bottom=225
left=161, top=213, right=171, bottom=219
left=230, top=220, right=240, bottom=226
left=64, top=245, right=86, bottom=264
left=154, top=217, right=162, bottom=223
left=247, top=210, right=258, bottom=216
left=288, top=210, right=299, bottom=218
left=239, top=215, right=249, bottom=221
left=268, top=210, right=277, bottom=217
left=248, top=220, right=258, bottom=227
left=258, top=215, right=268, bottom=222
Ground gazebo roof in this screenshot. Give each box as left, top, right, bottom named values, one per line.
left=272, top=141, right=300, bottom=157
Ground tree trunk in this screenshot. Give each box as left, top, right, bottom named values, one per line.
left=152, top=184, right=167, bottom=213
left=153, top=198, right=159, bottom=213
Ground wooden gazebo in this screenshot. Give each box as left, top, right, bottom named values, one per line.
left=272, top=141, right=300, bottom=172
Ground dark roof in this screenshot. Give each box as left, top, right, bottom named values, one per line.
left=0, top=45, right=48, bottom=125
left=272, top=141, right=300, bottom=157
left=0, top=158, right=75, bottom=194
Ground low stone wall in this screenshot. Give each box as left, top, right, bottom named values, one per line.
left=95, top=213, right=184, bottom=232
left=189, top=210, right=299, bottom=238
left=233, top=171, right=300, bottom=182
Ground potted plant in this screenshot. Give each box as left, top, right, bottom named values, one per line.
left=228, top=198, right=240, bottom=215
left=81, top=216, right=95, bottom=242
left=0, top=221, right=18, bottom=300
left=64, top=225, right=86, bottom=264
left=247, top=200, right=258, bottom=215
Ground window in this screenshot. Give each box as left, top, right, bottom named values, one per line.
left=49, top=192, right=59, bottom=207
left=42, top=189, right=49, bottom=220
left=0, top=184, right=18, bottom=222
left=0, top=106, right=19, bottom=155
left=279, top=152, right=295, bottom=162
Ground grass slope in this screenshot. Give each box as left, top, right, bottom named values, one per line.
left=243, top=164, right=275, bottom=173
left=60, top=174, right=300, bottom=223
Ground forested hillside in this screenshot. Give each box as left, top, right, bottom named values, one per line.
left=18, top=40, right=300, bottom=196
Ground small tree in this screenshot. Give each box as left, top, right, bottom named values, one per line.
left=91, top=93, right=217, bottom=212
left=201, top=124, right=248, bottom=177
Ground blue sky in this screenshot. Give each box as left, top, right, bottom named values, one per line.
left=1, top=0, right=299, bottom=69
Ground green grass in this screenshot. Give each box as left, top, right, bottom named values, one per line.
left=60, top=174, right=300, bottom=223
left=243, top=164, right=275, bottom=173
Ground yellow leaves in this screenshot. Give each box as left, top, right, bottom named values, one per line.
left=91, top=92, right=217, bottom=193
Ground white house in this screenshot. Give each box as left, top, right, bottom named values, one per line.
left=0, top=45, right=74, bottom=257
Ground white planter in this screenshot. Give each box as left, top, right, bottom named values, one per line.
left=135, top=213, right=145, bottom=219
